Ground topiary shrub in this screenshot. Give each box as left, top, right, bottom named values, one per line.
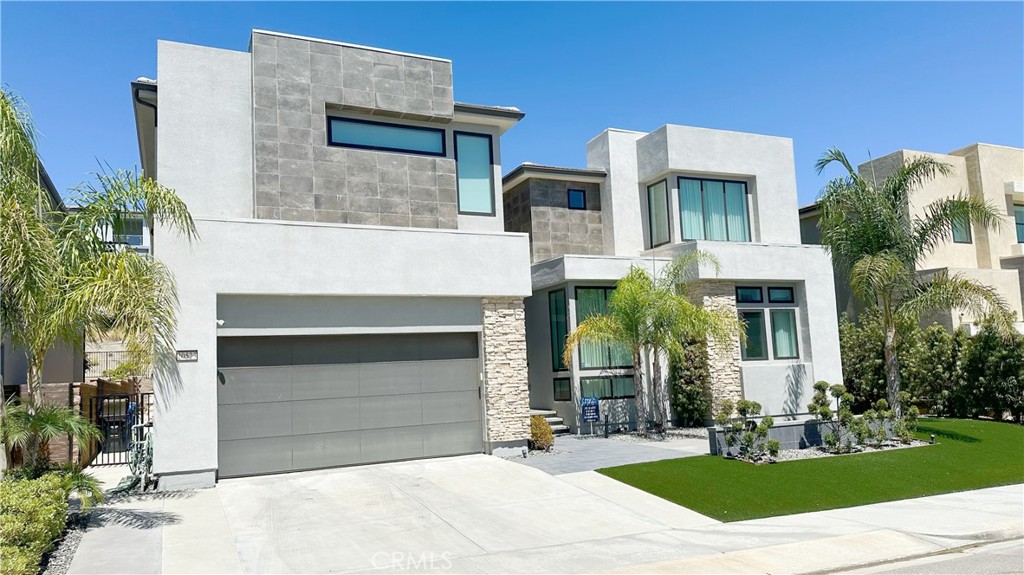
left=668, top=340, right=712, bottom=427
left=714, top=399, right=775, bottom=462
left=0, top=473, right=71, bottom=575
left=529, top=415, right=554, bottom=451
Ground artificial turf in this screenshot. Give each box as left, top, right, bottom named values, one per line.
left=597, top=418, right=1024, bottom=522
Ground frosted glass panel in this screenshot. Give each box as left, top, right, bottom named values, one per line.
left=647, top=181, right=670, bottom=246
left=455, top=133, right=494, bottom=214
left=725, top=182, right=750, bottom=241
left=771, top=309, right=799, bottom=359
left=329, top=118, right=444, bottom=155
left=679, top=178, right=705, bottom=240
left=702, top=181, right=727, bottom=240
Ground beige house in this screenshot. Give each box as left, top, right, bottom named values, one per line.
left=800, top=143, right=1024, bottom=332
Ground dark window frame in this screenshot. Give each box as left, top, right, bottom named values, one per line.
left=736, top=286, right=764, bottom=304
left=678, top=176, right=752, bottom=242
left=567, top=188, right=587, bottom=210
left=326, top=115, right=446, bottom=157
left=770, top=309, right=800, bottom=360
left=952, top=215, right=973, bottom=244
left=580, top=375, right=636, bottom=400
left=767, top=287, right=795, bottom=304
left=1016, top=205, right=1024, bottom=244
left=647, top=179, right=671, bottom=248
left=549, top=289, right=568, bottom=371
left=454, top=131, right=496, bottom=216
left=553, top=377, right=572, bottom=402
left=739, top=310, right=769, bottom=361
left=574, top=286, right=633, bottom=370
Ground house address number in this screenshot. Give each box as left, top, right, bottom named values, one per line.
left=176, top=350, right=199, bottom=362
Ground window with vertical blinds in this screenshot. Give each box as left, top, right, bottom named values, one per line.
left=575, top=287, right=632, bottom=369
left=679, top=177, right=750, bottom=242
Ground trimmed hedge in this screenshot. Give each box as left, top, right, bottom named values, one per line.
left=0, top=473, right=71, bottom=575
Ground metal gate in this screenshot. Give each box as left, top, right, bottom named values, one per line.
left=87, top=392, right=154, bottom=465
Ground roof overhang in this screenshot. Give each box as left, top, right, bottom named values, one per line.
left=501, top=164, right=607, bottom=192
left=453, top=102, right=524, bottom=135
left=131, top=80, right=158, bottom=179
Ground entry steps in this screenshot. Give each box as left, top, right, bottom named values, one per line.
left=529, top=409, right=570, bottom=435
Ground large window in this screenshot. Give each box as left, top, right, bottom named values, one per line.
left=1016, top=205, right=1024, bottom=243
left=328, top=117, right=445, bottom=156
left=549, top=290, right=568, bottom=371
left=455, top=132, right=494, bottom=215
left=575, top=287, right=632, bottom=369
left=679, top=177, right=750, bottom=242
left=647, top=180, right=670, bottom=247
left=737, top=286, right=800, bottom=361
left=952, top=215, right=972, bottom=244
left=580, top=376, right=635, bottom=399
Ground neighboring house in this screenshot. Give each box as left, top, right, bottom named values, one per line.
left=800, top=143, right=1024, bottom=333
left=65, top=208, right=152, bottom=256
left=503, top=125, right=843, bottom=433
left=1, top=164, right=85, bottom=398
left=131, top=31, right=532, bottom=488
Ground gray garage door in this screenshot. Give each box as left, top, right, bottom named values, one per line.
left=216, top=333, right=482, bottom=478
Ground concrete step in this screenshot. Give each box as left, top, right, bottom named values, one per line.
left=529, top=409, right=558, bottom=417
left=544, top=416, right=564, bottom=426
left=551, top=424, right=570, bottom=434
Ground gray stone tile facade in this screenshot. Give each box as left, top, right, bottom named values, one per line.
left=251, top=32, right=458, bottom=228
left=503, top=178, right=605, bottom=262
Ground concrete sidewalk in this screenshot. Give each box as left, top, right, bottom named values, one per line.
left=513, top=434, right=708, bottom=474
left=66, top=456, right=1023, bottom=574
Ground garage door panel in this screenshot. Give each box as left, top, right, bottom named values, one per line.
left=359, top=334, right=423, bottom=364
left=358, top=362, right=421, bottom=396
left=218, top=337, right=292, bottom=368
left=218, top=402, right=293, bottom=441
left=291, top=364, right=360, bottom=400
left=218, top=367, right=292, bottom=405
left=421, top=391, right=481, bottom=425
left=420, top=359, right=480, bottom=393
left=292, top=430, right=361, bottom=470
left=291, top=398, right=360, bottom=435
left=422, top=422, right=483, bottom=457
left=360, top=427, right=424, bottom=464
left=219, top=436, right=293, bottom=478
left=359, top=395, right=423, bottom=429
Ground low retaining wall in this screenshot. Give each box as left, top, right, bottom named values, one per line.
left=708, top=418, right=823, bottom=455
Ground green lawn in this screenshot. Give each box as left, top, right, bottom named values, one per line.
left=597, top=418, right=1024, bottom=522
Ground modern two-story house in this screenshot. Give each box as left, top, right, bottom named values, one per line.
left=504, top=125, right=843, bottom=433
left=800, top=143, right=1024, bottom=332
left=132, top=31, right=532, bottom=488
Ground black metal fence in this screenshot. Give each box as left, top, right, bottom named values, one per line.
left=85, top=350, right=133, bottom=379
left=86, top=392, right=154, bottom=465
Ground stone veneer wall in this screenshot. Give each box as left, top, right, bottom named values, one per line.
left=250, top=32, right=458, bottom=228
left=481, top=297, right=530, bottom=445
left=691, top=281, right=743, bottom=414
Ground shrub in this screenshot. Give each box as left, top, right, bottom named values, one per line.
left=0, top=473, right=71, bottom=574
left=715, top=399, right=775, bottom=462
left=668, top=341, right=712, bottom=427
left=807, top=381, right=855, bottom=452
left=529, top=415, right=554, bottom=451
left=962, top=318, right=1024, bottom=423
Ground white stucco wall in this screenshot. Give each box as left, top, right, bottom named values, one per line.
left=586, top=129, right=645, bottom=257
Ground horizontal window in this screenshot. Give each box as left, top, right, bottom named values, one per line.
left=553, top=378, right=571, bottom=402
left=767, top=287, right=794, bottom=304
left=455, top=132, right=494, bottom=215
left=580, top=376, right=635, bottom=399
left=328, top=117, right=445, bottom=156
left=736, top=287, right=763, bottom=303
left=680, top=177, right=750, bottom=242
left=568, top=189, right=587, bottom=210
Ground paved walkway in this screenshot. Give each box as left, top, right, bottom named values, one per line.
left=66, top=456, right=1024, bottom=574
left=512, top=434, right=708, bottom=474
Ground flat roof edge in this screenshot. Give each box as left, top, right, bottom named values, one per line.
left=251, top=29, right=451, bottom=63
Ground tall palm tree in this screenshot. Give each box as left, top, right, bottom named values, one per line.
left=815, top=147, right=1012, bottom=416
left=1, top=88, right=197, bottom=407
left=563, top=253, right=739, bottom=434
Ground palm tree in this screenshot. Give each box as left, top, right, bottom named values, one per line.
left=1, top=88, right=197, bottom=407
left=815, top=147, right=1013, bottom=416
left=563, top=253, right=739, bottom=434
left=0, top=397, right=101, bottom=476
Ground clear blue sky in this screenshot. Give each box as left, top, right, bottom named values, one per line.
left=3, top=2, right=1022, bottom=206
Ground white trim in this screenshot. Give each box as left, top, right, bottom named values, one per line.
left=252, top=29, right=451, bottom=63
left=217, top=325, right=482, bottom=337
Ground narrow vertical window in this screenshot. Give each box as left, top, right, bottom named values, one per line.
left=455, top=132, right=494, bottom=215
left=1014, top=205, right=1023, bottom=243
left=679, top=178, right=705, bottom=240
left=739, top=310, right=768, bottom=360
left=549, top=290, right=568, bottom=370
left=701, top=180, right=728, bottom=240
left=770, top=309, right=799, bottom=359
left=647, top=180, right=670, bottom=247
left=724, top=182, right=750, bottom=241
left=952, top=215, right=972, bottom=244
